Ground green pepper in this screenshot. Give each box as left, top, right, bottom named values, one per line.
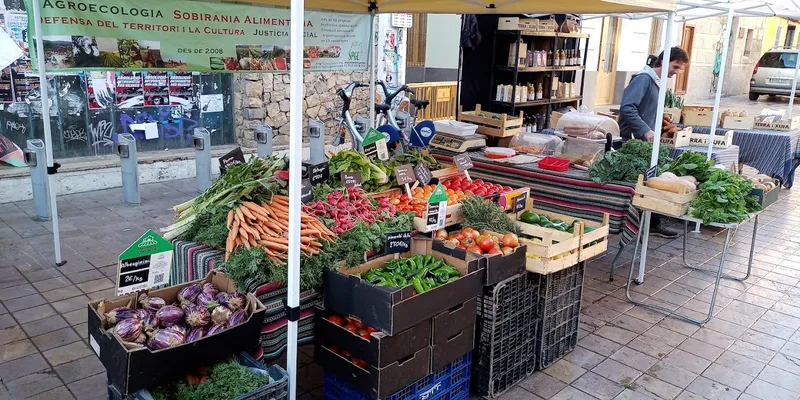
left=412, top=277, right=426, bottom=294
left=378, top=272, right=398, bottom=287
left=419, top=278, right=430, bottom=291
left=415, top=267, right=429, bottom=280
left=435, top=270, right=450, bottom=283
left=446, top=276, right=459, bottom=283
left=424, top=277, right=437, bottom=290
left=394, top=275, right=408, bottom=287
left=424, top=255, right=435, bottom=268
left=385, top=261, right=398, bottom=271
left=376, top=280, right=390, bottom=287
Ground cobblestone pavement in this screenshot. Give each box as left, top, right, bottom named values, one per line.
left=2, top=178, right=800, bottom=399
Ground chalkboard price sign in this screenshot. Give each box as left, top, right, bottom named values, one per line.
left=301, top=179, right=313, bottom=203
left=394, top=164, right=416, bottom=185
left=219, top=147, right=246, bottom=174
left=385, top=231, right=412, bottom=254
left=454, top=154, right=474, bottom=171
left=303, top=162, right=330, bottom=186
left=414, top=162, right=433, bottom=186
left=513, top=192, right=528, bottom=212
left=341, top=172, right=362, bottom=188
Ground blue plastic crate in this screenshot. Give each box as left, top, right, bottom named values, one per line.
left=324, top=352, right=472, bottom=400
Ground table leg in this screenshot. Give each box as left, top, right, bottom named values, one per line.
left=637, top=211, right=651, bottom=284
left=681, top=216, right=757, bottom=282
left=609, top=243, right=626, bottom=282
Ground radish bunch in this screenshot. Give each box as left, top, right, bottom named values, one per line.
left=303, top=187, right=396, bottom=235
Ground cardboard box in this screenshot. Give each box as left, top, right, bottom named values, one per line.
left=722, top=116, right=754, bottom=130
left=682, top=106, right=714, bottom=127
left=315, top=308, right=431, bottom=368
left=508, top=43, right=528, bottom=67
left=324, top=238, right=485, bottom=335
left=689, top=129, right=734, bottom=148
left=753, top=115, right=800, bottom=131
left=430, top=323, right=475, bottom=371
left=315, top=343, right=430, bottom=399
left=431, top=297, right=477, bottom=344
left=89, top=271, right=266, bottom=394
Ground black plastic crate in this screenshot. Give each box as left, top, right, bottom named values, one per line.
left=472, top=272, right=540, bottom=398
left=534, top=263, right=584, bottom=370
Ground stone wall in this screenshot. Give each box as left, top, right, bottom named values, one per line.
left=233, top=71, right=371, bottom=148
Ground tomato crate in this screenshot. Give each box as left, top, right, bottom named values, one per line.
left=533, top=263, right=584, bottom=370
left=472, top=272, right=539, bottom=399
left=514, top=199, right=609, bottom=275
left=323, top=352, right=472, bottom=400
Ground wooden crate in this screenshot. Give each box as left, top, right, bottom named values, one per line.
left=753, top=115, right=800, bottom=131
left=659, top=127, right=692, bottom=148
left=682, top=106, right=714, bottom=127
left=413, top=203, right=462, bottom=233
left=367, top=187, right=402, bottom=199
left=722, top=116, right=753, bottom=130
left=631, top=175, right=699, bottom=217
left=458, top=105, right=523, bottom=138
left=514, top=198, right=610, bottom=274
left=689, top=129, right=734, bottom=148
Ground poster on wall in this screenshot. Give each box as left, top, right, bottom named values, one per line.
left=11, top=59, right=38, bottom=101
left=0, top=67, right=13, bottom=102
left=143, top=71, right=168, bottom=106
left=4, top=12, right=27, bottom=55
left=24, top=0, right=370, bottom=73
left=115, top=71, right=143, bottom=107
left=85, top=71, right=116, bottom=109
left=0, top=133, right=25, bottom=167
left=168, top=72, right=193, bottom=106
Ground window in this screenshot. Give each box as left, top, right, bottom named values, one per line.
left=406, top=14, right=427, bottom=67
left=786, top=26, right=797, bottom=49
left=743, top=29, right=754, bottom=57
left=759, top=52, right=797, bottom=69
left=648, top=18, right=662, bottom=56
left=738, top=27, right=746, bottom=39
left=775, top=26, right=783, bottom=48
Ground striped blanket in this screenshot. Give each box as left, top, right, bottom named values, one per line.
left=431, top=150, right=640, bottom=245
left=171, top=240, right=321, bottom=362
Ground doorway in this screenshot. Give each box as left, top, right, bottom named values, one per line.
left=595, top=16, right=621, bottom=106
left=675, top=25, right=695, bottom=94
left=786, top=25, right=797, bottom=48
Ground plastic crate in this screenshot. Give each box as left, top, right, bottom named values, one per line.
left=472, top=272, right=540, bottom=399
left=534, top=262, right=584, bottom=370
left=130, top=352, right=288, bottom=400
left=538, top=156, right=570, bottom=172
left=324, top=352, right=472, bottom=400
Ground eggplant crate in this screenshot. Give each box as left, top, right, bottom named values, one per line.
left=109, top=352, right=288, bottom=400
left=324, top=352, right=472, bottom=400
left=472, top=272, right=540, bottom=399
left=534, top=263, right=584, bottom=370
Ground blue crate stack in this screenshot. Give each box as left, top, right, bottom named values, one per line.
left=324, top=352, right=472, bottom=400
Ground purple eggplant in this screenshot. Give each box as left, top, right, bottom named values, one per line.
left=134, top=309, right=152, bottom=321
left=207, top=323, right=226, bottom=336
left=228, top=309, right=246, bottom=327
left=166, top=325, right=187, bottom=337
left=155, top=305, right=185, bottom=327
left=186, top=328, right=204, bottom=343
left=147, top=329, right=185, bottom=350
left=105, top=307, right=135, bottom=324
left=138, top=295, right=166, bottom=312
left=116, top=318, right=143, bottom=342
left=211, top=305, right=231, bottom=325
left=184, top=304, right=211, bottom=328
left=178, top=283, right=202, bottom=305
left=226, top=293, right=246, bottom=311
left=196, top=292, right=219, bottom=310
left=134, top=333, right=147, bottom=344
left=201, top=283, right=219, bottom=297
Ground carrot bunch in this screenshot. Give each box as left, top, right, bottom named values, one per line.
left=225, top=195, right=336, bottom=264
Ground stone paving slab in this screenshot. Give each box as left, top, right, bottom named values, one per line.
left=2, top=178, right=800, bottom=399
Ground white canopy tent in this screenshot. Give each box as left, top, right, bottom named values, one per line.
left=27, top=0, right=677, bottom=398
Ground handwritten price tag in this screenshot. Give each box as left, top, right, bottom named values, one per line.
left=385, top=231, right=412, bottom=254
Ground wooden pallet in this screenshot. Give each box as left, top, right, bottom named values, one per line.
left=458, top=104, right=523, bottom=138
left=631, top=175, right=699, bottom=217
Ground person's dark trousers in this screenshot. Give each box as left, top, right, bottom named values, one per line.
left=650, top=214, right=662, bottom=230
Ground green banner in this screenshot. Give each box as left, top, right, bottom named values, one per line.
left=24, top=0, right=371, bottom=73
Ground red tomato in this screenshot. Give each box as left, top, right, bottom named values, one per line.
left=487, top=247, right=503, bottom=255
left=329, top=345, right=340, bottom=355
left=357, top=329, right=371, bottom=340
left=434, top=229, right=448, bottom=241
left=344, top=316, right=355, bottom=325
left=466, top=244, right=483, bottom=255
left=477, top=235, right=495, bottom=252
left=345, top=324, right=358, bottom=334
left=462, top=227, right=479, bottom=239
left=327, top=315, right=345, bottom=326
left=352, top=358, right=370, bottom=369
left=366, top=326, right=378, bottom=333
left=502, top=233, right=520, bottom=248
left=452, top=232, right=466, bottom=243
left=503, top=186, right=513, bottom=192
left=474, top=179, right=484, bottom=185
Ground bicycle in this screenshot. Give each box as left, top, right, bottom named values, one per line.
left=330, top=81, right=371, bottom=151
left=374, top=81, right=436, bottom=152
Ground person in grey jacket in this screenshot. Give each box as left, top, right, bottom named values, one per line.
left=619, top=47, right=689, bottom=142
left=619, top=47, right=688, bottom=238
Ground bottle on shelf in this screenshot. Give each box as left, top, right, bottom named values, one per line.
left=547, top=50, right=553, bottom=66
left=570, top=49, right=576, bottom=66
left=536, top=81, right=543, bottom=100
left=576, top=49, right=581, bottom=66
left=560, top=50, right=567, bottom=66
left=565, top=50, right=571, bottom=66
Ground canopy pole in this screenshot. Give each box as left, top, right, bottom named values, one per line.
left=637, top=10, right=675, bottom=284
left=706, top=5, right=735, bottom=158
left=787, top=47, right=800, bottom=118
left=31, top=0, right=63, bottom=266
left=287, top=0, right=304, bottom=396
left=369, top=12, right=377, bottom=129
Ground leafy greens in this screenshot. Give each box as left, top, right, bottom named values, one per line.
left=689, top=169, right=762, bottom=225
left=589, top=140, right=670, bottom=184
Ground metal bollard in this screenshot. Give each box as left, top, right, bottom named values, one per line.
left=255, top=124, right=273, bottom=158
left=193, top=128, right=212, bottom=193
left=308, top=119, right=325, bottom=165
left=23, top=139, right=50, bottom=220
left=115, top=133, right=140, bottom=205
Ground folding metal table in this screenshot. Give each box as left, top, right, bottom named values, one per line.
left=624, top=210, right=759, bottom=325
